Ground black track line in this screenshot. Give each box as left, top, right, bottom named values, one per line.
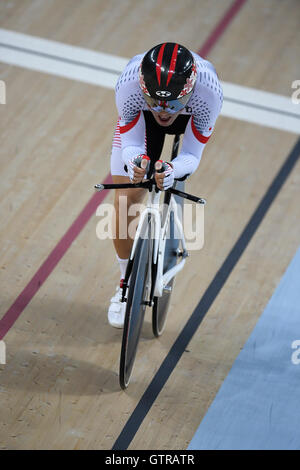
left=112, top=136, right=300, bottom=450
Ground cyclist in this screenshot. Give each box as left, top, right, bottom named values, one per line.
left=108, top=42, right=223, bottom=328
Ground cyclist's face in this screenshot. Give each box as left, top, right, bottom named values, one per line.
left=149, top=107, right=181, bottom=127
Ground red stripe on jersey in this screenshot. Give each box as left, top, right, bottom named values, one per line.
left=112, top=118, right=121, bottom=147
left=191, top=117, right=211, bottom=143
left=166, top=43, right=179, bottom=86
left=114, top=118, right=120, bottom=135
left=119, top=112, right=141, bottom=134
left=156, top=43, right=166, bottom=86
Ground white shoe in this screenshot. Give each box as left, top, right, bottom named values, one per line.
left=108, top=282, right=126, bottom=328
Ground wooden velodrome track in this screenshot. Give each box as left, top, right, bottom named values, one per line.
left=0, top=0, right=300, bottom=450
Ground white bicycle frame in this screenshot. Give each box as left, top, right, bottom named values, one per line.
left=129, top=186, right=188, bottom=299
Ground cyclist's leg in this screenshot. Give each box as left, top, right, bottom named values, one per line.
left=111, top=184, right=151, bottom=318
left=112, top=175, right=146, bottom=260
left=108, top=127, right=148, bottom=328
left=110, top=120, right=147, bottom=262
left=109, top=186, right=146, bottom=328
left=110, top=113, right=190, bottom=276
left=110, top=115, right=165, bottom=263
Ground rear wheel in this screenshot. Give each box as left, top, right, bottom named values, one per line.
left=119, top=223, right=150, bottom=389
left=152, top=180, right=184, bottom=337
left=152, top=211, right=178, bottom=337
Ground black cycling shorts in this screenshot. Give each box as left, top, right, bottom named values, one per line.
left=143, top=111, right=191, bottom=176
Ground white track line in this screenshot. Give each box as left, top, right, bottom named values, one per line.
left=0, top=28, right=299, bottom=134
left=222, top=83, right=300, bottom=134
left=0, top=28, right=126, bottom=88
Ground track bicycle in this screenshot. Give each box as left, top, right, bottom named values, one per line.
left=95, top=135, right=206, bottom=389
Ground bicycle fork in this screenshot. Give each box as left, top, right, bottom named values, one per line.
left=154, top=195, right=189, bottom=298
left=121, top=187, right=189, bottom=305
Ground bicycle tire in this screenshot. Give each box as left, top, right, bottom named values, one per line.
left=152, top=211, right=177, bottom=337
left=119, top=223, right=151, bottom=389
left=152, top=179, right=185, bottom=337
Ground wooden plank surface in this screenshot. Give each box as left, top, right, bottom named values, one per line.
left=0, top=0, right=299, bottom=450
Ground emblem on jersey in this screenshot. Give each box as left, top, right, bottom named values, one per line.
left=177, top=62, right=197, bottom=98
left=156, top=90, right=172, bottom=98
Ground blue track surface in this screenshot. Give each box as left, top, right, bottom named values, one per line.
left=188, top=246, right=300, bottom=450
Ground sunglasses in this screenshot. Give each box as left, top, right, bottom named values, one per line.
left=143, top=92, right=192, bottom=114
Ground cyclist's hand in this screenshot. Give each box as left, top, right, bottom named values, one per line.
left=128, top=155, right=150, bottom=183
left=155, top=160, right=174, bottom=190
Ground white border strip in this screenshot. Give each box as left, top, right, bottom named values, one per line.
left=1, top=29, right=299, bottom=134
left=222, top=82, right=300, bottom=134
left=0, top=28, right=126, bottom=88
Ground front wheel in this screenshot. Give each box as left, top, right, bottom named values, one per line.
left=119, top=227, right=150, bottom=389
left=152, top=278, right=175, bottom=337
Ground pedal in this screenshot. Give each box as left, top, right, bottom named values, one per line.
left=142, top=300, right=153, bottom=306
left=175, top=248, right=183, bottom=257
left=163, top=286, right=172, bottom=293
left=175, top=248, right=190, bottom=258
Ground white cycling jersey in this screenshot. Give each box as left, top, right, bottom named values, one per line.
left=112, top=51, right=223, bottom=179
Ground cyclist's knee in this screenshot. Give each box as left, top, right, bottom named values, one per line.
left=114, top=188, right=145, bottom=209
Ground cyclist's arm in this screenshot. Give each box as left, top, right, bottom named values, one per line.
left=118, top=111, right=147, bottom=166
left=115, top=55, right=147, bottom=167
left=171, top=83, right=223, bottom=180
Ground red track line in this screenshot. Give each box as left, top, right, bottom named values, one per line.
left=198, top=0, right=247, bottom=58
left=0, top=0, right=247, bottom=340
left=0, top=174, right=112, bottom=340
